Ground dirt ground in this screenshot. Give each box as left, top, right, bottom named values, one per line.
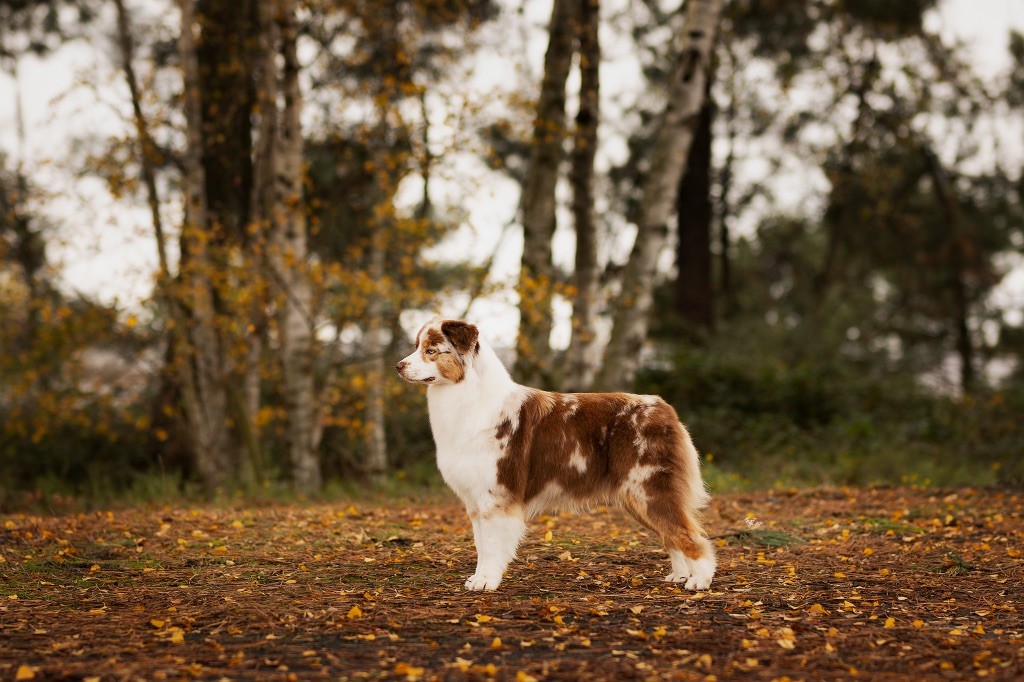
left=1, top=486, right=1022, bottom=681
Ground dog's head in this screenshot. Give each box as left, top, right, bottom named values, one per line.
left=396, top=317, right=480, bottom=386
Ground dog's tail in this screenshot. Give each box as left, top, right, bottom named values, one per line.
left=678, top=422, right=711, bottom=513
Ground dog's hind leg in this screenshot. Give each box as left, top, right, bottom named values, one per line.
left=621, top=495, right=691, bottom=583
left=658, top=504, right=715, bottom=591
left=623, top=477, right=715, bottom=591
left=465, top=506, right=526, bottom=591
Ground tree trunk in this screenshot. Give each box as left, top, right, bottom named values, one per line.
left=178, top=0, right=235, bottom=490
left=674, top=95, right=714, bottom=334
left=0, top=47, right=45, bottom=349
left=595, top=0, right=725, bottom=390
left=363, top=226, right=389, bottom=483
left=196, top=0, right=256, bottom=246
left=565, top=0, right=601, bottom=391
left=268, top=0, right=321, bottom=492
left=515, top=0, right=577, bottom=387
left=922, top=147, right=975, bottom=394
left=718, top=86, right=736, bottom=319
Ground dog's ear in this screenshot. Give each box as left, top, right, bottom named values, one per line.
left=441, top=320, right=479, bottom=355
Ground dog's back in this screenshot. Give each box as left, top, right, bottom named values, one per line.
left=494, top=390, right=708, bottom=516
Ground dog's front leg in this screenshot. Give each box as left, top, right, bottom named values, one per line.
left=464, top=509, right=526, bottom=591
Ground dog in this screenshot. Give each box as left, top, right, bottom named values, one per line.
left=396, top=317, right=715, bottom=592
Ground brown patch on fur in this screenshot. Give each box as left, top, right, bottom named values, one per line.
left=496, top=391, right=712, bottom=561
left=434, top=353, right=464, bottom=383
left=424, top=328, right=447, bottom=348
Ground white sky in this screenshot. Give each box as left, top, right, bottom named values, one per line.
left=1, top=0, right=1022, bottom=347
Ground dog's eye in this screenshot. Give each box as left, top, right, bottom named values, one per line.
left=425, top=348, right=437, bottom=355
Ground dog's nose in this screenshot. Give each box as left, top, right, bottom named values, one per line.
left=396, top=361, right=408, bottom=372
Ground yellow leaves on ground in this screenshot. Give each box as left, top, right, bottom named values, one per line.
left=775, top=627, right=796, bottom=650
left=347, top=605, right=363, bottom=619
left=15, top=665, right=35, bottom=680
left=393, top=662, right=424, bottom=680
left=147, top=618, right=185, bottom=645
left=808, top=603, right=828, bottom=615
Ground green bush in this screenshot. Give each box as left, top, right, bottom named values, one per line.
left=638, top=328, right=1024, bottom=490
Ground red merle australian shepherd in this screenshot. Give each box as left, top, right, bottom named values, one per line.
left=397, top=318, right=715, bottom=591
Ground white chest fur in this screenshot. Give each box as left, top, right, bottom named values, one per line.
left=425, top=348, right=524, bottom=512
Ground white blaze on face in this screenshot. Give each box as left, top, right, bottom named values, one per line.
left=397, top=321, right=441, bottom=384
left=398, top=346, right=436, bottom=383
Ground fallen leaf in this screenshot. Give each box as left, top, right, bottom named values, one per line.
left=393, top=662, right=424, bottom=680
left=15, top=665, right=35, bottom=680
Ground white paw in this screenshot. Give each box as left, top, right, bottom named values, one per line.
left=684, top=574, right=712, bottom=591
left=664, top=570, right=691, bottom=583
left=683, top=556, right=715, bottom=591
left=464, top=574, right=502, bottom=591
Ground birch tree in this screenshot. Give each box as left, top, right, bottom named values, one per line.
left=515, top=0, right=577, bottom=387
left=264, top=0, right=321, bottom=492
left=595, top=0, right=725, bottom=390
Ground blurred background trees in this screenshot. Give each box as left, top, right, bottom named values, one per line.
left=1, top=0, right=1022, bottom=506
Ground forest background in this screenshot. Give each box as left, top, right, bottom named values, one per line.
left=2, top=0, right=1024, bottom=508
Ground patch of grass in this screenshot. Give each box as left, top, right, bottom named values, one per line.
left=938, top=551, right=977, bottom=575
left=720, top=529, right=805, bottom=548
left=860, top=517, right=923, bottom=536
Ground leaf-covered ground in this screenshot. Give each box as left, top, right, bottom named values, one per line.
left=2, top=486, right=1022, bottom=680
